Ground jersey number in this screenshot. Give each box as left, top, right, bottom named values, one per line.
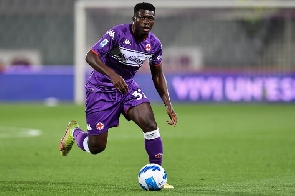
left=132, top=89, right=147, bottom=100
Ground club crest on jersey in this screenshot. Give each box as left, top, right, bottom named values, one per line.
left=99, top=39, right=109, bottom=48
left=154, top=153, right=163, bottom=159
left=96, top=122, right=104, bottom=130
left=145, top=44, right=151, bottom=51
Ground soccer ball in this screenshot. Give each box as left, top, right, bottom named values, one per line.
left=138, top=163, right=167, bottom=191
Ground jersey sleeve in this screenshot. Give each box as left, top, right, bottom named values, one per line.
left=91, top=27, right=119, bottom=56
left=150, top=41, right=163, bottom=66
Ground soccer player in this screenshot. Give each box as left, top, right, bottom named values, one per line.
left=59, top=2, right=177, bottom=188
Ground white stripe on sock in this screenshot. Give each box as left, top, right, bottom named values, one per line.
left=144, top=128, right=160, bottom=140
left=83, top=137, right=91, bottom=153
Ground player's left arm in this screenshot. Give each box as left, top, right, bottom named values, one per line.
left=150, top=64, right=177, bottom=126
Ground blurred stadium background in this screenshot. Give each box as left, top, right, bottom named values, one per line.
left=0, top=0, right=295, bottom=103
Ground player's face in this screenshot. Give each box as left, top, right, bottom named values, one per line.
left=133, top=9, right=155, bottom=37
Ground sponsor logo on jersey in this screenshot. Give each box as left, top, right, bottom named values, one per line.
left=110, top=47, right=151, bottom=67
left=96, top=122, right=104, bottom=130
left=99, top=39, right=109, bottom=48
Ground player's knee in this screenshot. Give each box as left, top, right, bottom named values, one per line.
left=89, top=143, right=106, bottom=155
left=88, top=133, right=108, bottom=154
left=89, top=146, right=106, bottom=155
left=144, top=121, right=157, bottom=132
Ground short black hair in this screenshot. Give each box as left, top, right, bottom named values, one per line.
left=134, top=2, right=155, bottom=15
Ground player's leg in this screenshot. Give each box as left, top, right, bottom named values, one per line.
left=128, top=103, right=174, bottom=189
left=60, top=89, right=121, bottom=155
left=80, top=88, right=123, bottom=154
left=70, top=125, right=108, bottom=155
left=123, top=83, right=163, bottom=165
left=124, top=83, right=174, bottom=188
left=59, top=119, right=109, bottom=155
left=127, top=102, right=163, bottom=166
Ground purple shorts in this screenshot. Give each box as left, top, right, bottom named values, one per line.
left=85, top=80, right=149, bottom=135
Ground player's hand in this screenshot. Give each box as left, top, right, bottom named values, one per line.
left=166, top=105, right=177, bottom=126
left=109, top=73, right=129, bottom=94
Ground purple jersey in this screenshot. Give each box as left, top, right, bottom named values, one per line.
left=86, top=23, right=162, bottom=90
left=84, top=24, right=162, bottom=135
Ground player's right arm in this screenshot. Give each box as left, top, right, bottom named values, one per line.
left=85, top=27, right=128, bottom=93
left=86, top=51, right=128, bottom=93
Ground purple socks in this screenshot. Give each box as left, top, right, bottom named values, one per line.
left=73, top=128, right=88, bottom=151
left=73, top=127, right=164, bottom=163
left=145, top=137, right=163, bottom=166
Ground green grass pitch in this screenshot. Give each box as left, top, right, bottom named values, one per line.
left=0, top=103, right=294, bottom=196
